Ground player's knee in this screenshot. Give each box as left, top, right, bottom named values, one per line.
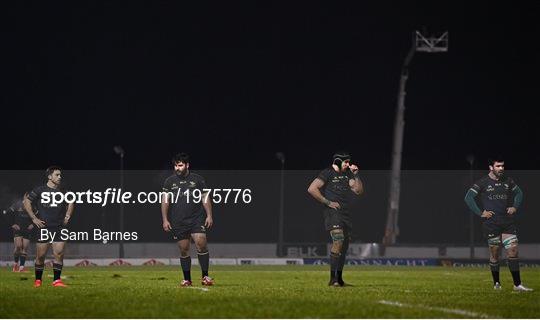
left=507, top=251, right=518, bottom=259
left=196, top=244, right=208, bottom=252
left=330, top=230, right=344, bottom=250
left=331, top=240, right=343, bottom=253
left=194, top=237, right=207, bottom=249
left=54, top=252, right=64, bottom=261
left=489, top=251, right=499, bottom=262
left=506, top=246, right=519, bottom=258
left=35, top=250, right=45, bottom=260
left=180, top=248, right=190, bottom=256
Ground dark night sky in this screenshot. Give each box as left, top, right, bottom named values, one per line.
left=2, top=2, right=539, bottom=170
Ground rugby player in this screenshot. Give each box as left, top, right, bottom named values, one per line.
left=24, top=166, right=74, bottom=287
left=5, top=194, right=34, bottom=272
left=308, top=152, right=364, bottom=286
left=464, top=158, right=533, bottom=291
left=161, top=153, right=214, bottom=287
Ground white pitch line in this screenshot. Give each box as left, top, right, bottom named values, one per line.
left=47, top=275, right=70, bottom=279
left=378, top=300, right=496, bottom=319
left=185, top=287, right=209, bottom=292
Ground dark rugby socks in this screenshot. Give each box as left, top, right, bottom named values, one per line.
left=35, top=263, right=44, bottom=280
left=337, top=238, right=350, bottom=279
left=180, top=256, right=192, bottom=281
left=489, top=261, right=500, bottom=284
left=19, top=253, right=27, bottom=267
left=508, top=258, right=521, bottom=286
left=53, top=263, right=63, bottom=281
left=329, top=251, right=340, bottom=280
left=197, top=251, right=210, bottom=277
left=14, top=253, right=20, bottom=264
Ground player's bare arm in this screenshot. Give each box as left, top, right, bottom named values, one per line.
left=63, top=202, right=74, bottom=226
left=23, top=194, right=45, bottom=228
left=202, top=191, right=213, bottom=228
left=507, top=184, right=523, bottom=215
left=308, top=178, right=340, bottom=209
left=161, top=193, right=171, bottom=231
left=348, top=164, right=364, bottom=195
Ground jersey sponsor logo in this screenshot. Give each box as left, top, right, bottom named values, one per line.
left=488, top=194, right=507, bottom=200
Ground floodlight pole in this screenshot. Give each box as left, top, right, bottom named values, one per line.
left=467, top=154, right=475, bottom=259
left=114, top=146, right=125, bottom=259
left=383, top=31, right=448, bottom=246
left=276, top=152, right=286, bottom=257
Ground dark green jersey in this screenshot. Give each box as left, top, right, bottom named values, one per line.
left=470, top=175, right=518, bottom=219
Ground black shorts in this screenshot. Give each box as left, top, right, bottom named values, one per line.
left=170, top=217, right=207, bottom=241
left=36, top=227, right=68, bottom=243
left=323, top=208, right=352, bottom=231
left=482, top=219, right=517, bottom=239
left=13, top=225, right=33, bottom=240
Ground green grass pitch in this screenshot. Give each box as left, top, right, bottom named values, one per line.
left=1, top=265, right=538, bottom=318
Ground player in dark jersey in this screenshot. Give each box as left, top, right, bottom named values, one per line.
left=4, top=194, right=34, bottom=272
left=308, top=152, right=364, bottom=286
left=23, top=166, right=74, bottom=288
left=464, top=158, right=532, bottom=292
left=161, top=153, right=214, bottom=287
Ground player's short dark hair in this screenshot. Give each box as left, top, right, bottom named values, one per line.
left=488, top=157, right=504, bottom=166
left=45, top=166, right=62, bottom=177
left=172, top=153, right=190, bottom=165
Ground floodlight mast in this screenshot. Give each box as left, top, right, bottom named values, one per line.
left=383, top=31, right=448, bottom=246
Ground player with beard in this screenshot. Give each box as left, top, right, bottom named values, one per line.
left=161, top=153, right=214, bottom=287
left=464, top=158, right=532, bottom=291
left=308, top=152, right=364, bottom=286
